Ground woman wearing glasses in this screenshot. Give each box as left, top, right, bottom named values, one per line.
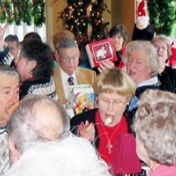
left=151, top=35, right=176, bottom=93
left=70, top=69, right=136, bottom=167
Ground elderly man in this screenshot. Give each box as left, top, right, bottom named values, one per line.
left=0, top=64, right=20, bottom=175
left=53, top=37, right=97, bottom=106
left=7, top=95, right=70, bottom=164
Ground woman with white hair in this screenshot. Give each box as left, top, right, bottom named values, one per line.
left=123, top=40, right=160, bottom=131
left=133, top=89, right=176, bottom=176
left=151, top=34, right=176, bottom=93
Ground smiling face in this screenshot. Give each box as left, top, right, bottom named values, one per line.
left=98, top=92, right=128, bottom=127
left=126, top=49, right=152, bottom=85
left=0, top=74, right=19, bottom=126
left=15, top=53, right=36, bottom=81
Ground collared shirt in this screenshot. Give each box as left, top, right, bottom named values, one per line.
left=127, top=76, right=159, bottom=113
left=137, top=76, right=159, bottom=88
left=60, top=67, right=78, bottom=99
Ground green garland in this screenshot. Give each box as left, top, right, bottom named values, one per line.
left=147, top=0, right=176, bottom=36
left=0, top=0, right=45, bottom=27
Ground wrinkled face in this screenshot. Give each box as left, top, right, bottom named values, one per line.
left=56, top=47, right=80, bottom=75
left=7, top=41, right=20, bottom=59
left=152, top=40, right=168, bottom=72
left=111, top=33, right=124, bottom=51
left=0, top=74, right=19, bottom=126
left=15, top=53, right=34, bottom=81
left=98, top=92, right=128, bottom=127
left=126, top=49, right=152, bottom=85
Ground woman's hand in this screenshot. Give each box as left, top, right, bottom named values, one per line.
left=0, top=23, right=9, bottom=50
left=0, top=23, right=9, bottom=38
left=78, top=120, right=95, bottom=142
left=0, top=38, right=5, bottom=50
left=98, top=60, right=115, bottom=73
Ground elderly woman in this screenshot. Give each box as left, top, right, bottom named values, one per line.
left=71, top=68, right=136, bottom=167
left=133, top=89, right=176, bottom=176
left=15, top=40, right=58, bottom=100
left=151, top=34, right=176, bottom=93
left=123, top=40, right=160, bottom=130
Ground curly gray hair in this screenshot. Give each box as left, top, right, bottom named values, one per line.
left=133, top=89, right=176, bottom=165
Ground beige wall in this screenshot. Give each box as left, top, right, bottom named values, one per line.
left=52, top=0, right=67, bottom=34
left=46, top=0, right=135, bottom=47
left=111, top=0, right=135, bottom=42
left=45, top=0, right=67, bottom=48
left=102, top=0, right=112, bottom=31
left=45, top=0, right=54, bottom=47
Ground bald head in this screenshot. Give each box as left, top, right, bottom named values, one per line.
left=8, top=95, right=70, bottom=154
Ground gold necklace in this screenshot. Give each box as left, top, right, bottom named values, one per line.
left=100, top=121, right=121, bottom=154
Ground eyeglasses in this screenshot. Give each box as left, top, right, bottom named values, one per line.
left=98, top=96, right=126, bottom=107
left=59, top=55, right=79, bottom=62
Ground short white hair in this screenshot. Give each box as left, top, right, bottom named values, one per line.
left=5, top=136, right=111, bottom=176
left=123, top=40, right=159, bottom=77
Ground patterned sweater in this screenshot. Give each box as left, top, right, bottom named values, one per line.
left=0, top=46, right=14, bottom=67
left=20, top=76, right=59, bottom=100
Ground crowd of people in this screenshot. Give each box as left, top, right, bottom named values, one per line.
left=0, top=21, right=176, bottom=176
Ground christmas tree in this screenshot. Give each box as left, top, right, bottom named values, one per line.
left=57, top=0, right=110, bottom=43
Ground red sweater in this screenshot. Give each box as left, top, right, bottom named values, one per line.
left=95, top=110, right=128, bottom=164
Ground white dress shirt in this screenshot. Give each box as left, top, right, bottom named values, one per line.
left=60, top=68, right=78, bottom=100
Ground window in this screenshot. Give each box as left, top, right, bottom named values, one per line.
left=3, top=23, right=46, bottom=42
left=171, top=23, right=176, bottom=47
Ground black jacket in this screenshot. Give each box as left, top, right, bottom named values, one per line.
left=125, top=84, right=160, bottom=132
left=70, top=109, right=100, bottom=149
left=158, top=66, right=176, bottom=93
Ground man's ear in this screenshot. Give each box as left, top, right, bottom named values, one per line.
left=8, top=138, right=21, bottom=164
left=54, top=51, right=59, bottom=63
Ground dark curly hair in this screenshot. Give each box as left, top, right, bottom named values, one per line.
left=20, top=40, right=53, bottom=80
